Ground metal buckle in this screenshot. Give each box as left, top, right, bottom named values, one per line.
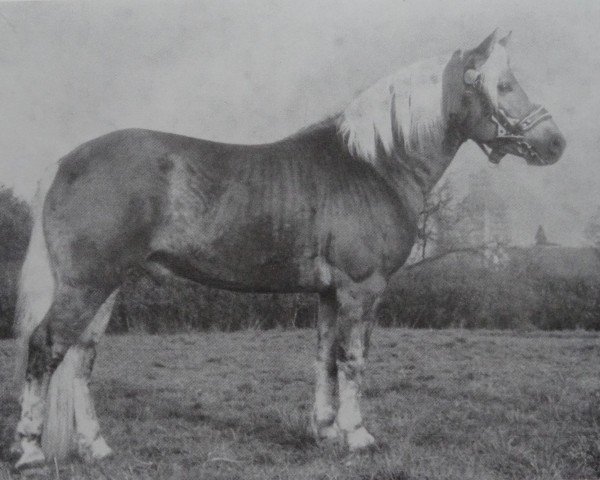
left=516, top=105, right=551, bottom=132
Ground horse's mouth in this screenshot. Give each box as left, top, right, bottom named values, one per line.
left=486, top=139, right=555, bottom=166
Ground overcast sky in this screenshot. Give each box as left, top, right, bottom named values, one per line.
left=1, top=0, right=599, bottom=245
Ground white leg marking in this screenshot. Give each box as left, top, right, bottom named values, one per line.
left=312, top=360, right=340, bottom=440
left=336, top=363, right=362, bottom=431
left=73, top=371, right=112, bottom=460
left=16, top=377, right=46, bottom=438
left=334, top=277, right=384, bottom=451
left=337, top=362, right=375, bottom=450
left=312, top=293, right=341, bottom=441
left=14, top=376, right=47, bottom=467
left=15, top=438, right=46, bottom=470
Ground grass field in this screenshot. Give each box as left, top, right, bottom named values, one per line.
left=1, top=328, right=600, bottom=479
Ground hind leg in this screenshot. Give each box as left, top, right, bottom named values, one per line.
left=312, top=291, right=341, bottom=441
left=72, top=289, right=119, bottom=460
left=70, top=346, right=112, bottom=460
left=12, top=317, right=59, bottom=470
left=12, top=370, right=48, bottom=469
left=14, top=285, right=117, bottom=468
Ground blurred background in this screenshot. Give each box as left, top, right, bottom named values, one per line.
left=0, top=0, right=599, bottom=335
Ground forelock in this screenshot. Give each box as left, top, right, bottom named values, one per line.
left=479, top=44, right=509, bottom=107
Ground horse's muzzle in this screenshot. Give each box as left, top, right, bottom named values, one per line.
left=525, top=123, right=566, bottom=165
left=476, top=104, right=566, bottom=166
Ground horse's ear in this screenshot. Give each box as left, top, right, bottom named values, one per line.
left=442, top=49, right=467, bottom=120
left=471, top=29, right=498, bottom=60
left=498, top=31, right=512, bottom=48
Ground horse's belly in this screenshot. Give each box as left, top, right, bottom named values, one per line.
left=150, top=226, right=324, bottom=293
left=149, top=157, right=326, bottom=291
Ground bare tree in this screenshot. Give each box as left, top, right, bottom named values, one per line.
left=535, top=225, right=549, bottom=245
left=454, top=170, right=512, bottom=247
left=0, top=186, right=32, bottom=262
left=584, top=207, right=600, bottom=249
left=414, top=177, right=455, bottom=260
left=409, top=170, right=512, bottom=269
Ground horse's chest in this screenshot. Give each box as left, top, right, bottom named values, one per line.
left=324, top=202, right=415, bottom=280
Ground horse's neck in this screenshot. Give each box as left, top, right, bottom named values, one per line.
left=337, top=54, right=464, bottom=214
left=390, top=112, right=457, bottom=181
left=377, top=129, right=459, bottom=219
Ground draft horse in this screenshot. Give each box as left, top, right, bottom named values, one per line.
left=11, top=30, right=565, bottom=469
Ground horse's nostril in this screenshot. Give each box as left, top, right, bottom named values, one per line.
left=549, top=134, right=565, bottom=156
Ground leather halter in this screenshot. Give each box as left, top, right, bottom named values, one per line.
left=465, top=71, right=553, bottom=164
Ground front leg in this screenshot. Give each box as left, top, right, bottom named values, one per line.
left=312, top=291, right=341, bottom=441
left=336, top=327, right=374, bottom=450
left=335, top=275, right=383, bottom=450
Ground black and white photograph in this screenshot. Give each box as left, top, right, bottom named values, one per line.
left=0, top=1, right=599, bottom=479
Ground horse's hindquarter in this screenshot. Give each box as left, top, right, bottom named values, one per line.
left=44, top=129, right=174, bottom=288
left=44, top=127, right=416, bottom=293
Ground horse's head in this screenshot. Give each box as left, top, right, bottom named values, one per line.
left=446, top=30, right=565, bottom=165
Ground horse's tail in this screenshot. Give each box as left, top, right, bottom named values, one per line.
left=14, top=162, right=59, bottom=384
left=42, top=346, right=80, bottom=459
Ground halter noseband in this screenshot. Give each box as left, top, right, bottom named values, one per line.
left=464, top=70, right=553, bottom=164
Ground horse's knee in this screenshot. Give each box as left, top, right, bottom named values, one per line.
left=335, top=320, right=369, bottom=372
left=335, top=282, right=384, bottom=365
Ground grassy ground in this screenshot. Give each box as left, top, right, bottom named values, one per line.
left=1, top=328, right=600, bottom=480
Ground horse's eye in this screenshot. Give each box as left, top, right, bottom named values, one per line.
left=498, top=82, right=513, bottom=93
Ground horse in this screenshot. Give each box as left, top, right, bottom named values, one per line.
left=10, top=30, right=565, bottom=469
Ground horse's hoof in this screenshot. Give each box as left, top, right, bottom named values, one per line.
left=90, top=437, right=113, bottom=460
left=14, top=440, right=46, bottom=471
left=78, top=436, right=113, bottom=461
left=316, top=423, right=342, bottom=441
left=311, top=412, right=342, bottom=442
left=346, top=426, right=376, bottom=451
left=8, top=439, right=23, bottom=461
